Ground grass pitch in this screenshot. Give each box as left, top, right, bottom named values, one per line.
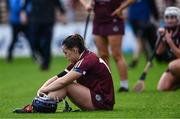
left=0, top=55, right=180, bottom=118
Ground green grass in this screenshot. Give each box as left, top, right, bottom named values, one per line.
left=0, top=55, right=180, bottom=118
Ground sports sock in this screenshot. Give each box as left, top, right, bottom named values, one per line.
left=120, top=80, right=128, bottom=89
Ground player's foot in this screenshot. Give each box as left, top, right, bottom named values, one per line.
left=13, top=104, right=33, bottom=113
left=40, top=64, right=49, bottom=71
left=118, top=87, right=128, bottom=92
left=6, top=55, right=12, bottom=63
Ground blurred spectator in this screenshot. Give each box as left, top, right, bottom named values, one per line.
left=6, top=0, right=34, bottom=62
left=164, top=0, right=177, bottom=6
left=22, top=0, right=66, bottom=71
left=157, top=0, right=179, bottom=20
left=128, top=0, right=159, bottom=68
left=61, top=0, right=76, bottom=22
left=0, top=0, right=8, bottom=24
left=61, top=0, right=87, bottom=22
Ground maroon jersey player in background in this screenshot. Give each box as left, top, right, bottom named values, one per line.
left=37, top=34, right=115, bottom=110
left=80, top=0, right=135, bottom=92
left=156, top=7, right=180, bottom=91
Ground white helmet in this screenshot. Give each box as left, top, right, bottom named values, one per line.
left=164, top=7, right=180, bottom=23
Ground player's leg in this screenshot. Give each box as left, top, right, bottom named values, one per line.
left=157, top=59, right=180, bottom=91
left=28, top=23, right=42, bottom=64
left=157, top=60, right=177, bottom=91
left=94, top=35, right=109, bottom=66
left=157, top=71, right=175, bottom=91
left=23, top=24, right=36, bottom=60
left=129, top=36, right=142, bottom=67
left=7, top=24, right=19, bottom=62
left=168, top=59, right=180, bottom=89
left=48, top=83, right=95, bottom=110
left=169, top=59, right=180, bottom=78
left=108, top=35, right=128, bottom=91
left=128, top=20, right=141, bottom=68
left=40, top=23, right=53, bottom=70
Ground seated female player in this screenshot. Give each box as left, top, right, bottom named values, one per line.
left=15, top=34, right=115, bottom=112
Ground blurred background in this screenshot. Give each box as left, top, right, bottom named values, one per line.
left=0, top=0, right=180, bottom=69
left=1, top=1, right=180, bottom=118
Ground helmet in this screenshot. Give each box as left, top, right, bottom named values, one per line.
left=32, top=96, right=57, bottom=113
left=164, top=7, right=180, bottom=23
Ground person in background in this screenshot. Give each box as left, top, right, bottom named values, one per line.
left=22, top=0, right=66, bottom=71
left=156, top=7, right=180, bottom=91
left=6, top=0, right=35, bottom=62
left=128, top=0, right=159, bottom=68
left=164, top=0, right=177, bottom=6
left=0, top=0, right=8, bottom=24
left=79, top=0, right=135, bottom=92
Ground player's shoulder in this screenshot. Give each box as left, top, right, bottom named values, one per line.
left=83, top=50, right=98, bottom=61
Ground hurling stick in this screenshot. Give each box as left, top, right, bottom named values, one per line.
left=133, top=35, right=163, bottom=92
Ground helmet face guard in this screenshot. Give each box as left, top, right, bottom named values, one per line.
left=32, top=96, right=57, bottom=113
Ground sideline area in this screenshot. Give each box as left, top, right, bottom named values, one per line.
left=0, top=22, right=136, bottom=58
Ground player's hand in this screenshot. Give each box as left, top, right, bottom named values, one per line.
left=56, top=14, right=67, bottom=24
left=37, top=88, right=48, bottom=96
left=158, top=28, right=165, bottom=41
left=158, top=27, right=165, bottom=36
left=85, top=3, right=93, bottom=12
left=37, top=89, right=42, bottom=96
left=20, top=11, right=28, bottom=25
left=37, top=92, right=45, bottom=97
left=112, top=8, right=123, bottom=19
left=165, top=30, right=173, bottom=45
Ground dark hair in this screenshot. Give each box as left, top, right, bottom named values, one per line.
left=62, top=34, right=86, bottom=54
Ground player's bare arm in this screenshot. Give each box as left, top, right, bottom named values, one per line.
left=39, top=71, right=82, bottom=94
left=37, top=76, right=59, bottom=94
left=111, top=0, right=135, bottom=17
left=79, top=0, right=93, bottom=12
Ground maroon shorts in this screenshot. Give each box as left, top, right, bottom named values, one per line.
left=93, top=18, right=124, bottom=36
left=90, top=90, right=114, bottom=110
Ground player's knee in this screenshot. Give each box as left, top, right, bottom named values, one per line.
left=111, top=52, right=122, bottom=62
left=99, top=52, right=108, bottom=58
left=157, top=83, right=170, bottom=91
left=99, top=52, right=109, bottom=62
left=157, top=85, right=166, bottom=91
left=157, top=85, right=164, bottom=91
left=47, top=92, right=59, bottom=101
left=168, top=62, right=178, bottom=74
left=48, top=88, right=67, bottom=101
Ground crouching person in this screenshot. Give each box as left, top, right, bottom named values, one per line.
left=156, top=7, right=180, bottom=91
left=14, top=34, right=115, bottom=113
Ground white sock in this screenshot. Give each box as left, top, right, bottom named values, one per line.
left=120, top=80, right=128, bottom=88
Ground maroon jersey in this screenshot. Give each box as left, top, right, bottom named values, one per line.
left=93, top=0, right=123, bottom=23
left=66, top=50, right=115, bottom=110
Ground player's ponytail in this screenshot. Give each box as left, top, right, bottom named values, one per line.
left=62, top=34, right=86, bottom=53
